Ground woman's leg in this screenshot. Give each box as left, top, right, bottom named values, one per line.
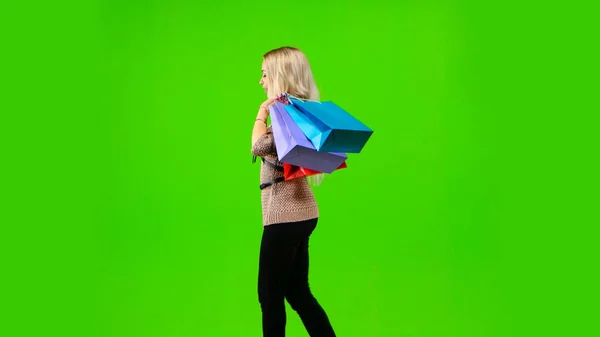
left=285, top=219, right=337, bottom=337
left=258, top=222, right=303, bottom=337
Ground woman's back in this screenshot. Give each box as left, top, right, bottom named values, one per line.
left=253, top=126, right=319, bottom=226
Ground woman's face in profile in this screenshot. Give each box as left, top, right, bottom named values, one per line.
left=259, top=61, right=268, bottom=94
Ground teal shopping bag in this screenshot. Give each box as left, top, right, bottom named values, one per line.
left=288, top=96, right=373, bottom=153
left=283, top=104, right=323, bottom=143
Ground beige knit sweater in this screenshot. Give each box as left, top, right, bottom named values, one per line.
left=251, top=126, right=319, bottom=226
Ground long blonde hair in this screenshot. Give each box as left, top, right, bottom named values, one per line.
left=263, top=47, right=324, bottom=186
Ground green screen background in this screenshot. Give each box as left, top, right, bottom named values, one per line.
left=2, top=1, right=597, bottom=337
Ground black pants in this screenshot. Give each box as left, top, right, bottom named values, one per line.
left=258, top=218, right=336, bottom=337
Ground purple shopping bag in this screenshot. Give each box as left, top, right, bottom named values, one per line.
left=270, top=101, right=347, bottom=174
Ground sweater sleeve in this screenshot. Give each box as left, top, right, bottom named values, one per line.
left=251, top=131, right=277, bottom=157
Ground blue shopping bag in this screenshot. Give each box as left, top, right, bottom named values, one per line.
left=270, top=101, right=347, bottom=174
left=287, top=96, right=373, bottom=153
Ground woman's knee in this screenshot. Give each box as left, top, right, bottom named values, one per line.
left=286, top=289, right=317, bottom=311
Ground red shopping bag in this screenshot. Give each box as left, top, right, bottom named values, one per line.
left=283, top=161, right=347, bottom=180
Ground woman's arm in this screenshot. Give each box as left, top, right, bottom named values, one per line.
left=251, top=95, right=280, bottom=148
left=251, top=106, right=269, bottom=147
left=251, top=98, right=279, bottom=157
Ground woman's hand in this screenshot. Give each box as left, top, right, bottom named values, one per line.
left=257, top=94, right=285, bottom=121
left=253, top=94, right=283, bottom=148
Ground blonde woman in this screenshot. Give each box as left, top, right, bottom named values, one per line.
left=251, top=46, right=337, bottom=337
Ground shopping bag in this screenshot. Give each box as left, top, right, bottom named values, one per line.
left=283, top=161, right=347, bottom=180
left=287, top=96, right=373, bottom=153
left=283, top=104, right=323, bottom=144
left=270, top=101, right=347, bottom=174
